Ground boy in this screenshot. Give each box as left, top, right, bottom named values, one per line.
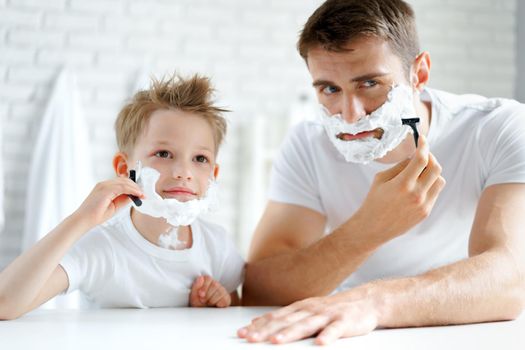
left=0, top=74, right=244, bottom=319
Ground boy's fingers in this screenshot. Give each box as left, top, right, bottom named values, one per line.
left=189, top=277, right=205, bottom=306
left=215, top=294, right=231, bottom=308
left=207, top=284, right=227, bottom=306
left=199, top=276, right=214, bottom=300
left=192, top=276, right=204, bottom=290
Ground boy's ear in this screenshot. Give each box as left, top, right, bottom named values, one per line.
left=411, top=51, right=431, bottom=92
left=113, top=152, right=129, bottom=177
left=213, top=164, right=220, bottom=179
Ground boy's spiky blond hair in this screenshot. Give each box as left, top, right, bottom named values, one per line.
left=115, top=74, right=228, bottom=155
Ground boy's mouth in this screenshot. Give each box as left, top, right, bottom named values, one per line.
left=336, top=128, right=384, bottom=141
left=163, top=187, right=197, bottom=200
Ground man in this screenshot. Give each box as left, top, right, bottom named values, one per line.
left=238, top=0, right=525, bottom=345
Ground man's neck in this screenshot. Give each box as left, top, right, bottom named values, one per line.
left=130, top=208, right=192, bottom=249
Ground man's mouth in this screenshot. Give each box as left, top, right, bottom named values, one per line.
left=336, top=128, right=384, bottom=141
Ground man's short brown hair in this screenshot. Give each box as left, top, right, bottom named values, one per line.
left=298, top=0, right=420, bottom=75
left=115, top=74, right=228, bottom=155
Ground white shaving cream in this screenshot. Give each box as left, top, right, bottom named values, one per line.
left=320, top=84, right=419, bottom=164
left=131, top=164, right=218, bottom=249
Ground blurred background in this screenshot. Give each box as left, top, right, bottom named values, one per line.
left=0, top=0, right=524, bottom=271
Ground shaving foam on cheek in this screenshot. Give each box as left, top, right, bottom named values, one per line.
left=320, top=84, right=419, bottom=164
left=131, top=163, right=218, bottom=249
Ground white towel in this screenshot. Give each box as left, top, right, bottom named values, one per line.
left=0, top=116, right=4, bottom=234
left=22, top=67, right=95, bottom=250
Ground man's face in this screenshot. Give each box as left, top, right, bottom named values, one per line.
left=129, top=109, right=217, bottom=202
left=307, top=36, right=416, bottom=161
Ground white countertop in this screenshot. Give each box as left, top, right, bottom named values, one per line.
left=0, top=307, right=523, bottom=349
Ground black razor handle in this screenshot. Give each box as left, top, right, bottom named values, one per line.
left=128, top=169, right=142, bottom=206
left=401, top=118, right=420, bottom=147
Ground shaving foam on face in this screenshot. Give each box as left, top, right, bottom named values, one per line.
left=320, top=84, right=419, bottom=164
left=158, top=226, right=186, bottom=250
left=131, top=163, right=218, bottom=249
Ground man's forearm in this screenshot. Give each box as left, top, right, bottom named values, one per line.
left=243, top=218, right=380, bottom=306
left=354, top=248, right=525, bottom=327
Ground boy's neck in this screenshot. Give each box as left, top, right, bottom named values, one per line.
left=130, top=208, right=193, bottom=250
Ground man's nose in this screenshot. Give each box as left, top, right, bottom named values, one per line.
left=172, top=161, right=192, bottom=180
left=340, top=94, right=366, bottom=124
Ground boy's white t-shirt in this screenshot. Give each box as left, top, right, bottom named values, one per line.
left=269, top=88, right=525, bottom=292
left=60, top=206, right=244, bottom=308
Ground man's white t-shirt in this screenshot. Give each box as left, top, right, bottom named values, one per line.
left=269, top=88, right=525, bottom=292
left=60, top=206, right=244, bottom=308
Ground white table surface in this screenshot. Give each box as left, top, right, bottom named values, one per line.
left=0, top=307, right=523, bottom=349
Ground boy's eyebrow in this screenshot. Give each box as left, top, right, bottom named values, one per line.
left=312, top=72, right=390, bottom=87
left=153, top=141, right=214, bottom=153
left=196, top=146, right=214, bottom=153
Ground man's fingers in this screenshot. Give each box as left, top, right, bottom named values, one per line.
left=315, top=320, right=346, bottom=345
left=426, top=175, right=446, bottom=204
left=245, top=311, right=312, bottom=342
left=375, top=158, right=410, bottom=183
left=417, top=153, right=442, bottom=192
left=399, top=133, right=429, bottom=183
left=270, top=314, right=331, bottom=344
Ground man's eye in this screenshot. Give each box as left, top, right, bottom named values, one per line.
left=194, top=155, right=208, bottom=163
left=362, top=80, right=378, bottom=88
left=155, top=150, right=171, bottom=158
left=322, top=86, right=339, bottom=95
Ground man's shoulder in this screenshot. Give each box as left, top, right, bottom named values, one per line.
left=428, top=87, right=522, bottom=117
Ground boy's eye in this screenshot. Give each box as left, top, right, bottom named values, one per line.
left=194, top=155, right=209, bottom=163
left=154, top=150, right=172, bottom=159
left=322, top=85, right=339, bottom=95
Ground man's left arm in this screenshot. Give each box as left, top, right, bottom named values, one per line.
left=238, top=183, right=525, bottom=344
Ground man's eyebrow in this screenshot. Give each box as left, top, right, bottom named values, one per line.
left=312, top=72, right=390, bottom=87
left=350, top=72, right=390, bottom=82
left=312, top=79, right=335, bottom=87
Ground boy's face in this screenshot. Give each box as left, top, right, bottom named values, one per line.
left=127, top=109, right=218, bottom=202
left=306, top=35, right=421, bottom=162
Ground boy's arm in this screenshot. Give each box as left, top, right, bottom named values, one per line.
left=0, top=214, right=89, bottom=320
left=0, top=177, right=143, bottom=320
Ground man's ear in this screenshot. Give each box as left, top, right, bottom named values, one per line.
left=411, top=51, right=431, bottom=92
left=113, top=152, right=129, bottom=177
left=213, top=164, right=220, bottom=180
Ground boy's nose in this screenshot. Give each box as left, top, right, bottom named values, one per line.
left=340, top=94, right=366, bottom=124
left=173, top=163, right=192, bottom=181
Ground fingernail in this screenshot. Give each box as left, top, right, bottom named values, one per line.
left=237, top=328, right=247, bottom=337
left=250, top=332, right=260, bottom=341
left=273, top=334, right=284, bottom=343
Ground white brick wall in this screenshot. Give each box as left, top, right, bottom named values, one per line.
left=0, top=0, right=518, bottom=269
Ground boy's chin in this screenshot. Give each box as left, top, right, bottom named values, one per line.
left=161, top=194, right=198, bottom=202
